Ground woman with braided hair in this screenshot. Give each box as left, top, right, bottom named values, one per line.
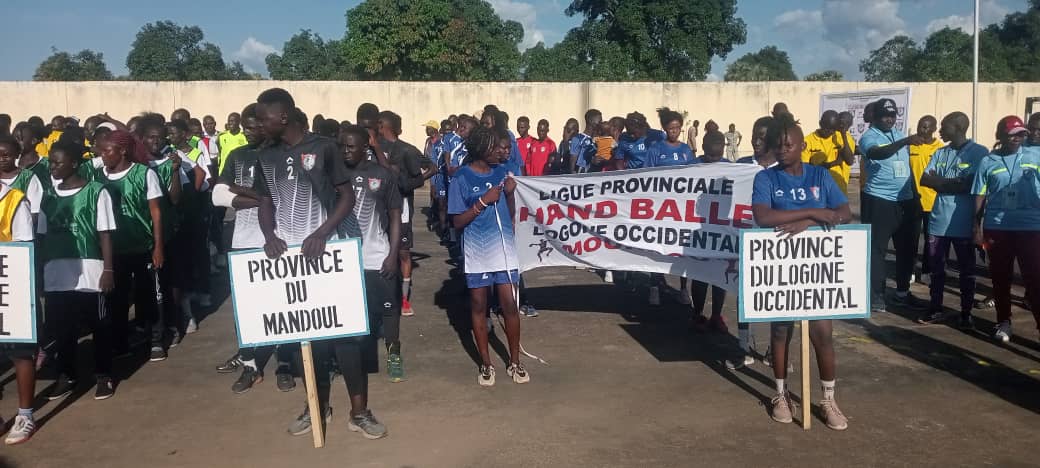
left=750, top=113, right=852, bottom=431
left=447, top=125, right=528, bottom=387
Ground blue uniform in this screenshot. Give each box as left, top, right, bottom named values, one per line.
left=447, top=164, right=519, bottom=282
left=752, top=164, right=848, bottom=211
left=858, top=126, right=915, bottom=201
left=570, top=133, right=595, bottom=171
left=646, top=140, right=696, bottom=167
left=504, top=130, right=525, bottom=176
left=616, top=130, right=665, bottom=169
left=925, top=140, right=988, bottom=238
left=971, top=146, right=1040, bottom=231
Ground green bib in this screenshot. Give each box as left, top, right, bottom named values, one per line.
left=103, top=164, right=154, bottom=254
left=7, top=170, right=34, bottom=193
left=25, top=159, right=53, bottom=192
left=40, top=182, right=105, bottom=261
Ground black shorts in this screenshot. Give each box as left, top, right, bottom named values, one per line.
left=400, top=223, right=414, bottom=250
left=0, top=343, right=36, bottom=361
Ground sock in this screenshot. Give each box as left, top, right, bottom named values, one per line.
left=18, top=408, right=32, bottom=419
left=242, top=359, right=257, bottom=371
left=402, top=278, right=412, bottom=301
left=821, top=379, right=836, bottom=400
left=775, top=379, right=785, bottom=394
left=738, top=329, right=750, bottom=352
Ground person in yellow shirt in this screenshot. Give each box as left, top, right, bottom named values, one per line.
left=802, top=110, right=855, bottom=193
left=909, top=115, right=944, bottom=283
left=36, top=116, right=65, bottom=157
left=216, top=112, right=248, bottom=175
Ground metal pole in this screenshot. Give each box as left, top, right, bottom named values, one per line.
left=973, top=0, right=980, bottom=140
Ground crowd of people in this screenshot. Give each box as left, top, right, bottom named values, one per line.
left=0, top=87, right=1038, bottom=444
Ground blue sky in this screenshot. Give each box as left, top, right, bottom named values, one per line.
left=0, top=0, right=1027, bottom=81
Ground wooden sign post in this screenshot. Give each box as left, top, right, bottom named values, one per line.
left=227, top=239, right=370, bottom=448
left=739, top=226, right=872, bottom=431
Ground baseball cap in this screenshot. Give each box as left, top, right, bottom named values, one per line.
left=873, top=98, right=898, bottom=119
left=423, top=120, right=438, bottom=130
left=998, top=115, right=1028, bottom=136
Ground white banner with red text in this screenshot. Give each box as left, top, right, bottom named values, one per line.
left=513, top=164, right=762, bottom=292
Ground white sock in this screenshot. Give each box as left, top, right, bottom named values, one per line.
left=402, top=278, right=412, bottom=301
left=17, top=408, right=32, bottom=419
left=775, top=379, right=785, bottom=394
left=821, top=379, right=836, bottom=400
left=242, top=359, right=257, bottom=371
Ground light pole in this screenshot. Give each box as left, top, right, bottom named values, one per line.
left=973, top=0, right=980, bottom=140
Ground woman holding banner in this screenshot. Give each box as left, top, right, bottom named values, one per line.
left=750, top=113, right=852, bottom=431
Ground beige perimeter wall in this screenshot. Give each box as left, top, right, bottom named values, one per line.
left=1, top=81, right=1038, bottom=153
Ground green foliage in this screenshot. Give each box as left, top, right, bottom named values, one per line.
left=526, top=0, right=746, bottom=81
left=859, top=35, right=920, bottom=82
left=267, top=30, right=351, bottom=80
left=341, top=0, right=522, bottom=81
left=126, top=21, right=247, bottom=81
left=33, top=48, right=113, bottom=81
left=803, top=70, right=843, bottom=81
left=724, top=46, right=797, bottom=81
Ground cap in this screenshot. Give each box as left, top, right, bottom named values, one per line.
left=874, top=98, right=898, bottom=118
left=998, top=115, right=1028, bottom=135
left=423, top=120, right=439, bottom=129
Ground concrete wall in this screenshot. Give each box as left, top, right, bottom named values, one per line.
left=2, top=81, right=1038, bottom=152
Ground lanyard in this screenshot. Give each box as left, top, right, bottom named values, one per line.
left=999, top=150, right=1021, bottom=181
left=935, top=141, right=969, bottom=175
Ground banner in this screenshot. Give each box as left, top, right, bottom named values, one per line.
left=227, top=238, right=369, bottom=348
left=738, top=226, right=871, bottom=322
left=820, top=87, right=912, bottom=174
left=513, top=164, right=761, bottom=292
left=0, top=242, right=37, bottom=343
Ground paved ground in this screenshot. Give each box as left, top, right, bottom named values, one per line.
left=1, top=186, right=1039, bottom=468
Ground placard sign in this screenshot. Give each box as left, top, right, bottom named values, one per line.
left=228, top=238, right=369, bottom=347
left=0, top=243, right=36, bottom=343
left=739, top=226, right=871, bottom=322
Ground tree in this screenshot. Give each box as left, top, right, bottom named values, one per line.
left=34, top=48, right=113, bottom=81
left=532, top=0, right=746, bottom=81
left=803, top=70, right=843, bottom=81
left=126, top=21, right=247, bottom=80
left=267, top=30, right=350, bottom=80
left=861, top=29, right=1015, bottom=82
left=724, top=46, right=796, bottom=81
left=341, top=0, right=523, bottom=81
left=985, top=0, right=1040, bottom=80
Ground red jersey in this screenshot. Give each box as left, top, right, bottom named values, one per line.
left=525, top=137, right=556, bottom=176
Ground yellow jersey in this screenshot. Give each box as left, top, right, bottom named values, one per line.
left=909, top=138, right=945, bottom=212
left=217, top=131, right=249, bottom=174
left=37, top=130, right=63, bottom=157
left=0, top=186, right=26, bottom=242
left=802, top=130, right=853, bottom=194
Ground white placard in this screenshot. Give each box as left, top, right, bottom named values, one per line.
left=820, top=88, right=912, bottom=174
left=0, top=243, right=37, bottom=343
left=228, top=238, right=369, bottom=347
left=739, top=226, right=871, bottom=322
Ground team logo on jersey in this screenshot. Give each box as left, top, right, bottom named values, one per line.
left=775, top=189, right=785, bottom=197
left=301, top=153, right=317, bottom=170
left=811, top=186, right=820, bottom=200
left=368, top=178, right=382, bottom=191
left=355, top=176, right=364, bottom=183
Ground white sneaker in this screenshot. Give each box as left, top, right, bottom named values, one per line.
left=677, top=288, right=692, bottom=305
left=649, top=286, right=660, bottom=306
left=603, top=271, right=614, bottom=283
left=4, top=415, right=35, bottom=445
left=507, top=363, right=530, bottom=384
left=994, top=320, right=1011, bottom=343
left=185, top=318, right=198, bottom=334
left=478, top=365, right=495, bottom=387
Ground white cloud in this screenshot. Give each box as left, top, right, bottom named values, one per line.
left=773, top=9, right=823, bottom=30
left=924, top=0, right=1010, bottom=35
left=488, top=0, right=548, bottom=49
left=232, top=37, right=277, bottom=75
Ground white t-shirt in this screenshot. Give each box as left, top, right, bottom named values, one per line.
left=104, top=164, right=165, bottom=200
left=0, top=173, right=43, bottom=214
left=177, top=149, right=212, bottom=192
left=1, top=184, right=34, bottom=241
left=37, top=186, right=117, bottom=292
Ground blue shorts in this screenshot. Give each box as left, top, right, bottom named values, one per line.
left=465, top=270, right=519, bottom=288
left=432, top=173, right=446, bottom=198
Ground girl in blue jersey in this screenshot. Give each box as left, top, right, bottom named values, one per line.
left=751, top=113, right=852, bottom=431
left=448, top=126, right=529, bottom=387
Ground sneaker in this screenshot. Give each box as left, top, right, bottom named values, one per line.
left=958, top=314, right=976, bottom=331
left=677, top=288, right=692, bottom=305
left=94, top=376, right=115, bottom=400
left=770, top=392, right=794, bottom=424
left=649, top=286, right=661, bottom=306
left=232, top=367, right=263, bottom=394
left=348, top=409, right=388, bottom=440
left=387, top=354, right=405, bottom=383
left=4, top=415, right=35, bottom=445
left=149, top=346, right=167, bottom=362
left=287, top=406, right=333, bottom=436
left=974, top=297, right=995, bottom=310
left=725, top=353, right=756, bottom=370
left=47, top=375, right=76, bottom=401
left=820, top=398, right=849, bottom=431
left=916, top=309, right=946, bottom=325
left=519, top=304, right=539, bottom=317
left=507, top=362, right=530, bottom=384
left=709, top=315, right=728, bottom=333
left=169, top=329, right=182, bottom=349
left=993, top=320, right=1011, bottom=343
left=478, top=365, right=496, bottom=387
left=603, top=271, right=614, bottom=284
left=216, top=356, right=241, bottom=373
left=276, top=371, right=296, bottom=392
left=185, top=318, right=198, bottom=335
left=870, top=294, right=888, bottom=314
left=890, top=291, right=927, bottom=311
left=401, top=297, right=415, bottom=317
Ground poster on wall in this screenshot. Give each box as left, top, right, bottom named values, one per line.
left=820, top=88, right=912, bottom=175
